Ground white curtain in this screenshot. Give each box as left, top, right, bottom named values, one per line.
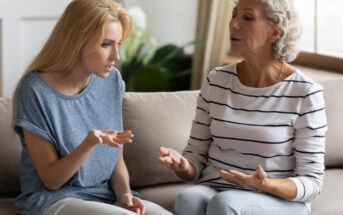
left=191, top=0, right=233, bottom=89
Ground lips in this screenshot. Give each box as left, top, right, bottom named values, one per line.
left=231, top=37, right=242, bottom=41
left=105, top=65, right=112, bottom=72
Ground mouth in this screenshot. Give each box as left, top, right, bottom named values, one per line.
left=105, top=65, right=112, bottom=71
left=231, top=37, right=242, bottom=42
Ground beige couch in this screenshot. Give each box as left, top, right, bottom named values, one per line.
left=1, top=78, right=343, bottom=214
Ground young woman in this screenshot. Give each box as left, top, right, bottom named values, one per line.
left=159, top=0, right=326, bottom=214
left=13, top=0, right=171, bottom=214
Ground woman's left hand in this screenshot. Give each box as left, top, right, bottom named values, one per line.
left=220, top=165, right=267, bottom=190
left=120, top=193, right=146, bottom=215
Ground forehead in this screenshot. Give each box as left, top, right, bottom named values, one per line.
left=103, top=20, right=123, bottom=41
left=235, top=0, right=264, bottom=13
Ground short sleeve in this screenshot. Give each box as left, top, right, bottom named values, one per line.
left=14, top=79, right=57, bottom=146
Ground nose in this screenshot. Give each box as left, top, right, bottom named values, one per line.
left=110, top=45, right=120, bottom=62
left=230, top=18, right=239, bottom=30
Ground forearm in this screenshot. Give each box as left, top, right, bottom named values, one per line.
left=42, top=140, right=95, bottom=190
left=257, top=178, right=297, bottom=200
left=111, top=151, right=131, bottom=200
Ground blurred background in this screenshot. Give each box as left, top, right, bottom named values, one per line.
left=0, top=0, right=342, bottom=97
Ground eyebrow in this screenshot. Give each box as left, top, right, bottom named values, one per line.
left=243, top=8, right=254, bottom=11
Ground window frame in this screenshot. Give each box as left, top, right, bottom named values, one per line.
left=293, top=52, right=343, bottom=73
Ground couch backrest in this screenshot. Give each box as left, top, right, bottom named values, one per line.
left=122, top=91, right=199, bottom=187
left=320, top=78, right=343, bottom=167
left=0, top=98, right=21, bottom=196
left=1, top=78, right=343, bottom=193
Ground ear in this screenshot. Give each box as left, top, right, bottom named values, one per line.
left=269, top=24, right=283, bottom=43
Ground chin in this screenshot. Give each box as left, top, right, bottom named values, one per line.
left=229, top=49, right=243, bottom=58
left=95, top=72, right=110, bottom=79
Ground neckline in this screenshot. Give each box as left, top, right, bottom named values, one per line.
left=233, top=62, right=298, bottom=92
left=33, top=71, right=96, bottom=100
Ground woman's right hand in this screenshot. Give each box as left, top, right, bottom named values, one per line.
left=84, top=129, right=133, bottom=148
left=158, top=147, right=191, bottom=173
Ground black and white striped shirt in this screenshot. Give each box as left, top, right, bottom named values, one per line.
left=183, top=62, right=327, bottom=204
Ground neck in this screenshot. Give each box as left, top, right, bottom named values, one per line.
left=238, top=54, right=283, bottom=88
left=63, top=63, right=92, bottom=94
left=39, top=63, right=92, bottom=96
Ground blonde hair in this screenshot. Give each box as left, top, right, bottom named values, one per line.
left=12, top=0, right=132, bottom=121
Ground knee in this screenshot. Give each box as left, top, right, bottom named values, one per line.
left=206, top=192, right=241, bottom=215
left=174, top=186, right=212, bottom=215
left=174, top=190, right=195, bottom=214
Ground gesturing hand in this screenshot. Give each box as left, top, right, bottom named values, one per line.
left=158, top=147, right=190, bottom=172
left=120, top=193, right=146, bottom=215
left=220, top=165, right=267, bottom=190
left=85, top=129, right=133, bottom=147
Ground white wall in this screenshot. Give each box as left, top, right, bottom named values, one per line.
left=0, top=0, right=72, bottom=97
left=122, top=0, right=198, bottom=48
left=0, top=0, right=198, bottom=97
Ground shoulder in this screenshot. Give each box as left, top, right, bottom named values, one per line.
left=285, top=69, right=323, bottom=96
left=17, top=71, right=47, bottom=99
left=206, top=61, right=239, bottom=84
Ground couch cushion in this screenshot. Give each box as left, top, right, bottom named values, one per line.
left=122, top=91, right=199, bottom=187
left=0, top=98, right=21, bottom=195
left=136, top=183, right=192, bottom=212
left=319, top=78, right=343, bottom=167
left=311, top=168, right=343, bottom=215
left=0, top=198, right=16, bottom=215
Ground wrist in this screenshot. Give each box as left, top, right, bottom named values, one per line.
left=256, top=178, right=272, bottom=192
left=82, top=137, right=98, bottom=148
left=119, top=192, right=133, bottom=203
left=176, top=160, right=197, bottom=181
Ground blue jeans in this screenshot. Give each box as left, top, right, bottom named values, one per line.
left=174, top=185, right=310, bottom=215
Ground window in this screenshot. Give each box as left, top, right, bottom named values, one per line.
left=294, top=0, right=343, bottom=72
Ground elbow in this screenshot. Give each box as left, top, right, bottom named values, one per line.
left=41, top=177, right=63, bottom=191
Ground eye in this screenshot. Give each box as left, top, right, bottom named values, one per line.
left=244, top=15, right=254, bottom=21
left=101, top=42, right=112, bottom=48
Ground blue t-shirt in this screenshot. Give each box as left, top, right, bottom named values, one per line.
left=14, top=69, right=135, bottom=215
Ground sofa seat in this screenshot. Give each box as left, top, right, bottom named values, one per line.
left=136, top=183, right=192, bottom=212
left=0, top=198, right=16, bottom=214
left=311, top=168, right=343, bottom=215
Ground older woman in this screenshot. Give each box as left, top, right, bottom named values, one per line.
left=159, top=0, right=326, bottom=214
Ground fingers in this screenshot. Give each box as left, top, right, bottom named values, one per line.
left=159, top=147, right=171, bottom=156
left=220, top=169, right=247, bottom=186
left=98, top=130, right=133, bottom=147
left=158, top=150, right=189, bottom=173
left=132, top=197, right=146, bottom=215
left=255, top=165, right=267, bottom=179
left=124, top=197, right=145, bottom=215
left=159, top=156, right=172, bottom=169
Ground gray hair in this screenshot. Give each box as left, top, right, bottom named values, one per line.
left=233, top=0, right=302, bottom=62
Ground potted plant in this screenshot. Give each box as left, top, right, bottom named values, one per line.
left=120, top=7, right=199, bottom=92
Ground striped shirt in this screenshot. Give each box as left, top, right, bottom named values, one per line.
left=183, top=62, right=327, bottom=204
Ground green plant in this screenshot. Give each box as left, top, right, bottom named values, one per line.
left=121, top=41, right=200, bottom=92
left=120, top=7, right=200, bottom=92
